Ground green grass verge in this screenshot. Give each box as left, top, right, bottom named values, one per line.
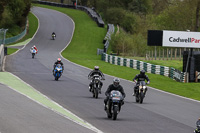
left=34, top=4, right=200, bottom=101
left=6, top=12, right=38, bottom=55
left=7, top=48, right=18, bottom=55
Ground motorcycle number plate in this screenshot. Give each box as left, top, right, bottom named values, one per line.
left=112, top=97, right=120, bottom=100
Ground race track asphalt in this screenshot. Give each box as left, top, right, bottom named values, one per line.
left=4, top=6, right=200, bottom=133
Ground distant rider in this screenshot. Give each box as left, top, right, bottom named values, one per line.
left=104, top=78, right=126, bottom=110
left=52, top=32, right=56, bottom=37
left=30, top=45, right=38, bottom=54
left=88, top=66, right=105, bottom=93
left=53, top=58, right=64, bottom=73
left=194, top=118, right=200, bottom=133
left=132, top=70, right=150, bottom=96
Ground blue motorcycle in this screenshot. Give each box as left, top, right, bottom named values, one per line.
left=53, top=64, right=63, bottom=81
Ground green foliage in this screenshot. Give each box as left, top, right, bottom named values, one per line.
left=128, top=0, right=152, bottom=15
left=104, top=8, right=125, bottom=25
left=121, top=12, right=138, bottom=33
left=154, top=1, right=196, bottom=31
left=0, top=0, right=31, bottom=37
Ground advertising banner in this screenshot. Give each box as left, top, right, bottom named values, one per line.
left=163, top=30, right=200, bottom=48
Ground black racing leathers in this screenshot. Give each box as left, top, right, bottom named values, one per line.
left=104, top=84, right=126, bottom=107
left=133, top=74, right=150, bottom=95
left=133, top=74, right=150, bottom=83
left=88, top=70, right=104, bottom=89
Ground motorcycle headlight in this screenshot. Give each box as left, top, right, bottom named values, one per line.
left=143, top=86, right=146, bottom=89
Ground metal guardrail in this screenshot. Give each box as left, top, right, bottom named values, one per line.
left=33, top=0, right=105, bottom=27
left=102, top=24, right=114, bottom=53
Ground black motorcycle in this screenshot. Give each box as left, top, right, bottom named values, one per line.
left=194, top=120, right=200, bottom=133
left=52, top=34, right=56, bottom=40
left=105, top=90, right=123, bottom=120
left=90, top=74, right=102, bottom=98
left=135, top=81, right=147, bottom=104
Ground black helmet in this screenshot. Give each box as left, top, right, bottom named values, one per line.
left=94, top=66, right=99, bottom=70
left=140, top=70, right=145, bottom=75
left=113, top=78, right=120, bottom=88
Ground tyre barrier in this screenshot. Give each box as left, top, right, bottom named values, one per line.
left=102, top=53, right=186, bottom=82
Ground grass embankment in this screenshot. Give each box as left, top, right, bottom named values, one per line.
left=6, top=12, right=38, bottom=55
left=34, top=4, right=200, bottom=101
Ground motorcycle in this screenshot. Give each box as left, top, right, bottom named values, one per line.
left=30, top=49, right=37, bottom=58
left=89, top=74, right=102, bottom=98
left=53, top=64, right=63, bottom=81
left=105, top=90, right=123, bottom=120
left=52, top=34, right=56, bottom=40
left=135, top=81, right=147, bottom=104
left=194, top=120, right=200, bottom=133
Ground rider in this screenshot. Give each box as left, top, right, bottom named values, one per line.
left=194, top=118, right=200, bottom=133
left=31, top=45, right=38, bottom=54
left=88, top=66, right=105, bottom=93
left=52, top=32, right=56, bottom=37
left=53, top=58, right=64, bottom=73
left=104, top=78, right=126, bottom=110
left=132, top=70, right=150, bottom=96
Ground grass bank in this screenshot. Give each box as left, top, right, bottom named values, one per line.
left=6, top=12, right=38, bottom=55
left=34, top=4, right=200, bottom=101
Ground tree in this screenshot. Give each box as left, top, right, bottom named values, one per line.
left=128, top=0, right=152, bottom=15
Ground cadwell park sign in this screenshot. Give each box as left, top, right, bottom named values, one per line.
left=148, top=30, right=200, bottom=82
left=163, top=30, right=200, bottom=48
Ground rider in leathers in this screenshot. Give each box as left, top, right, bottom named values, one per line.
left=53, top=58, right=64, bottom=74
left=88, top=66, right=105, bottom=93
left=132, top=70, right=150, bottom=96
left=104, top=78, right=126, bottom=110
left=194, top=118, right=200, bottom=133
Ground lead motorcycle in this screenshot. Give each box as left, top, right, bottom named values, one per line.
left=135, top=81, right=147, bottom=104
left=53, top=64, right=63, bottom=81
left=89, top=74, right=102, bottom=98
left=105, top=90, right=123, bottom=120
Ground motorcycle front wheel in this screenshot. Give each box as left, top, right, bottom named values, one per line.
left=112, top=106, right=118, bottom=120
left=139, top=92, right=144, bottom=104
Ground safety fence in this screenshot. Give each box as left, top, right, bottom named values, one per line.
left=102, top=53, right=187, bottom=82
left=4, top=28, right=27, bottom=45
left=0, top=45, right=5, bottom=71
left=32, top=0, right=104, bottom=27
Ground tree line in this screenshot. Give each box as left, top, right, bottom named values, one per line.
left=0, top=0, right=31, bottom=37
left=77, top=0, right=200, bottom=57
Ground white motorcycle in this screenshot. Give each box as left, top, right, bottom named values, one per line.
left=30, top=49, right=37, bottom=58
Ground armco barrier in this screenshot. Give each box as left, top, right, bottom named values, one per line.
left=102, top=53, right=186, bottom=82
left=0, top=45, right=5, bottom=71
left=33, top=0, right=104, bottom=28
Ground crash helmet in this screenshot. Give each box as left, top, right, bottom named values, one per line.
left=33, top=45, right=36, bottom=48
left=113, top=78, right=120, bottom=88
left=57, top=58, right=61, bottom=62
left=94, top=66, right=99, bottom=70
left=140, top=70, right=145, bottom=76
